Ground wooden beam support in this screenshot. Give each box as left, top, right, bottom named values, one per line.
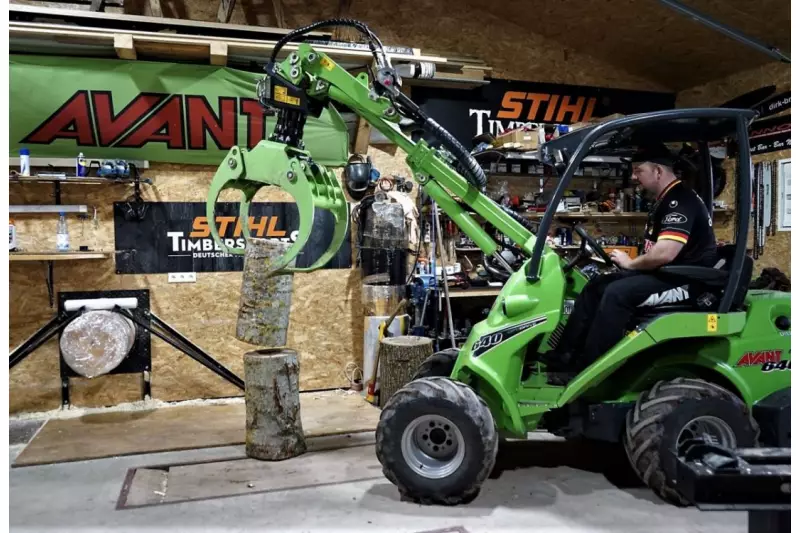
left=353, top=116, right=371, bottom=155
left=217, top=0, right=235, bottom=24
left=210, top=41, right=228, bottom=66
left=113, top=34, right=136, bottom=60
left=272, top=0, right=285, bottom=29
left=148, top=0, right=163, bottom=17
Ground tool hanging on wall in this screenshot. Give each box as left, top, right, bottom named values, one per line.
left=770, top=160, right=779, bottom=236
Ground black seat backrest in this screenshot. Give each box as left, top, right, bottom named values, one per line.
left=713, top=244, right=753, bottom=310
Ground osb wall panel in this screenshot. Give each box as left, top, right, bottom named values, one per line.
left=136, top=0, right=667, bottom=91
left=677, top=62, right=791, bottom=277
left=9, top=164, right=362, bottom=413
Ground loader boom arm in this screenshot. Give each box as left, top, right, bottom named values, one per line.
left=207, top=38, right=538, bottom=276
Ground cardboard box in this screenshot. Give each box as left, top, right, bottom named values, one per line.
left=494, top=126, right=540, bottom=151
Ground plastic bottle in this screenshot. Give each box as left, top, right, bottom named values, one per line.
left=19, top=148, right=30, bottom=176
left=57, top=213, right=70, bottom=251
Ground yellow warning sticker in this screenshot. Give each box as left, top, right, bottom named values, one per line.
left=274, top=86, right=300, bottom=106
left=707, top=314, right=718, bottom=332
left=320, top=56, right=335, bottom=71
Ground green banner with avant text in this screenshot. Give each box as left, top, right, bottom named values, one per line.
left=10, top=55, right=349, bottom=167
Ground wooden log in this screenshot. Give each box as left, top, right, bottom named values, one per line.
left=236, top=239, right=295, bottom=347
left=244, top=348, right=306, bottom=460
left=378, top=336, right=434, bottom=408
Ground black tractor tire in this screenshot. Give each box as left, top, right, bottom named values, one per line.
left=624, top=378, right=759, bottom=506
left=375, top=377, right=498, bottom=505
left=412, top=349, right=459, bottom=380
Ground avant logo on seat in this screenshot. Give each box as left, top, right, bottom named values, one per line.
left=471, top=316, right=548, bottom=357
left=638, top=285, right=690, bottom=307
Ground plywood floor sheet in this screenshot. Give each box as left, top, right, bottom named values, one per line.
left=14, top=390, right=379, bottom=466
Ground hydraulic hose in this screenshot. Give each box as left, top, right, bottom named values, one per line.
left=270, top=19, right=386, bottom=66
left=498, top=204, right=537, bottom=234
left=422, top=117, right=487, bottom=191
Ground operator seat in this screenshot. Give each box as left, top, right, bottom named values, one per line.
left=637, top=245, right=753, bottom=317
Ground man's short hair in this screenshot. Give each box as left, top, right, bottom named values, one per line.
left=629, top=143, right=677, bottom=169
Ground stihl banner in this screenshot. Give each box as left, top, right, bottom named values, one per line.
left=113, top=202, right=352, bottom=274
left=10, top=55, right=349, bottom=167
left=412, top=79, right=675, bottom=147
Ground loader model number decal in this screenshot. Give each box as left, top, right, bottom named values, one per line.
left=472, top=316, right=548, bottom=357
left=761, top=360, right=791, bottom=373
left=736, top=350, right=783, bottom=367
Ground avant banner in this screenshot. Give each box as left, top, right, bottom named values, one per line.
left=412, top=79, right=676, bottom=147
left=113, top=202, right=352, bottom=274
left=10, top=55, right=349, bottom=167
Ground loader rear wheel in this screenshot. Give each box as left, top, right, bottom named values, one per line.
left=412, top=349, right=459, bottom=380
left=624, top=378, right=759, bottom=506
left=376, top=377, right=498, bottom=505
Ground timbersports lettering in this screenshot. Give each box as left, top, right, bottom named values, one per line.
left=21, top=90, right=273, bottom=151
left=737, top=350, right=783, bottom=367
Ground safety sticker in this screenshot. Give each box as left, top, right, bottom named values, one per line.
left=274, top=86, right=300, bottom=106
left=707, top=314, right=718, bottom=332
left=320, top=57, right=335, bottom=71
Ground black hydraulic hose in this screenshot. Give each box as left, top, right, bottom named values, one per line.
left=422, top=117, right=487, bottom=191
left=499, top=204, right=536, bottom=234
left=270, top=19, right=386, bottom=65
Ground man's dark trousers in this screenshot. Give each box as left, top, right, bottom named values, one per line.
left=558, top=270, right=681, bottom=369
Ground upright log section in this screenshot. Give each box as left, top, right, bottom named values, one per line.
left=244, top=348, right=306, bottom=460
left=237, top=239, right=295, bottom=348
left=378, top=336, right=434, bottom=408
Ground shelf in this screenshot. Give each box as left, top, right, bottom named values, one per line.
left=10, top=251, right=109, bottom=261
left=10, top=205, right=89, bottom=214
left=524, top=211, right=648, bottom=220
left=10, top=175, right=149, bottom=185
left=446, top=287, right=502, bottom=298
left=455, top=247, right=482, bottom=252
left=488, top=172, right=625, bottom=180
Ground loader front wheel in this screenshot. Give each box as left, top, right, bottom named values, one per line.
left=376, top=377, right=498, bottom=505
left=624, top=378, right=758, bottom=506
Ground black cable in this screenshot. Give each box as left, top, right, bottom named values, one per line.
left=270, top=19, right=387, bottom=68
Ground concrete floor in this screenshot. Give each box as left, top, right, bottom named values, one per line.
left=9, top=433, right=747, bottom=533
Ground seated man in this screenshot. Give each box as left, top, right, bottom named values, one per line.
left=544, top=143, right=718, bottom=384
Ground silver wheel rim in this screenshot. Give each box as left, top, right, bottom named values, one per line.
left=400, top=414, right=466, bottom=479
left=677, top=415, right=737, bottom=448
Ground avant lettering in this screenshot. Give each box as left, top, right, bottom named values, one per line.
left=22, top=90, right=273, bottom=151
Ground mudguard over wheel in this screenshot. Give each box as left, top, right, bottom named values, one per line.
left=624, top=378, right=759, bottom=506
left=412, top=348, right=459, bottom=380
left=375, top=376, right=498, bottom=505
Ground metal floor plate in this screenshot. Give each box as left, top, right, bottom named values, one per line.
left=117, top=435, right=383, bottom=509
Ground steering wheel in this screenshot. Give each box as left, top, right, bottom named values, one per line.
left=571, top=224, right=615, bottom=268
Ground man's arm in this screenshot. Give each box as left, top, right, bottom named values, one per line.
left=620, top=239, right=684, bottom=270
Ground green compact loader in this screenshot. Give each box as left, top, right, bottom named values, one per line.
left=205, top=19, right=791, bottom=507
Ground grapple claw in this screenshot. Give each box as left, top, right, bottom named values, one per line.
left=206, top=141, right=350, bottom=276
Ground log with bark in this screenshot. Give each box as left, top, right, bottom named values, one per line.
left=378, top=335, right=434, bottom=408
left=237, top=238, right=295, bottom=347
left=244, top=348, right=307, bottom=460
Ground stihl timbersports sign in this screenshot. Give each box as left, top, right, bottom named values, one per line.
left=10, top=55, right=348, bottom=167
left=412, top=79, right=675, bottom=147
left=113, top=202, right=352, bottom=274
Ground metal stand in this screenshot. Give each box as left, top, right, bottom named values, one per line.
left=9, top=289, right=244, bottom=409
